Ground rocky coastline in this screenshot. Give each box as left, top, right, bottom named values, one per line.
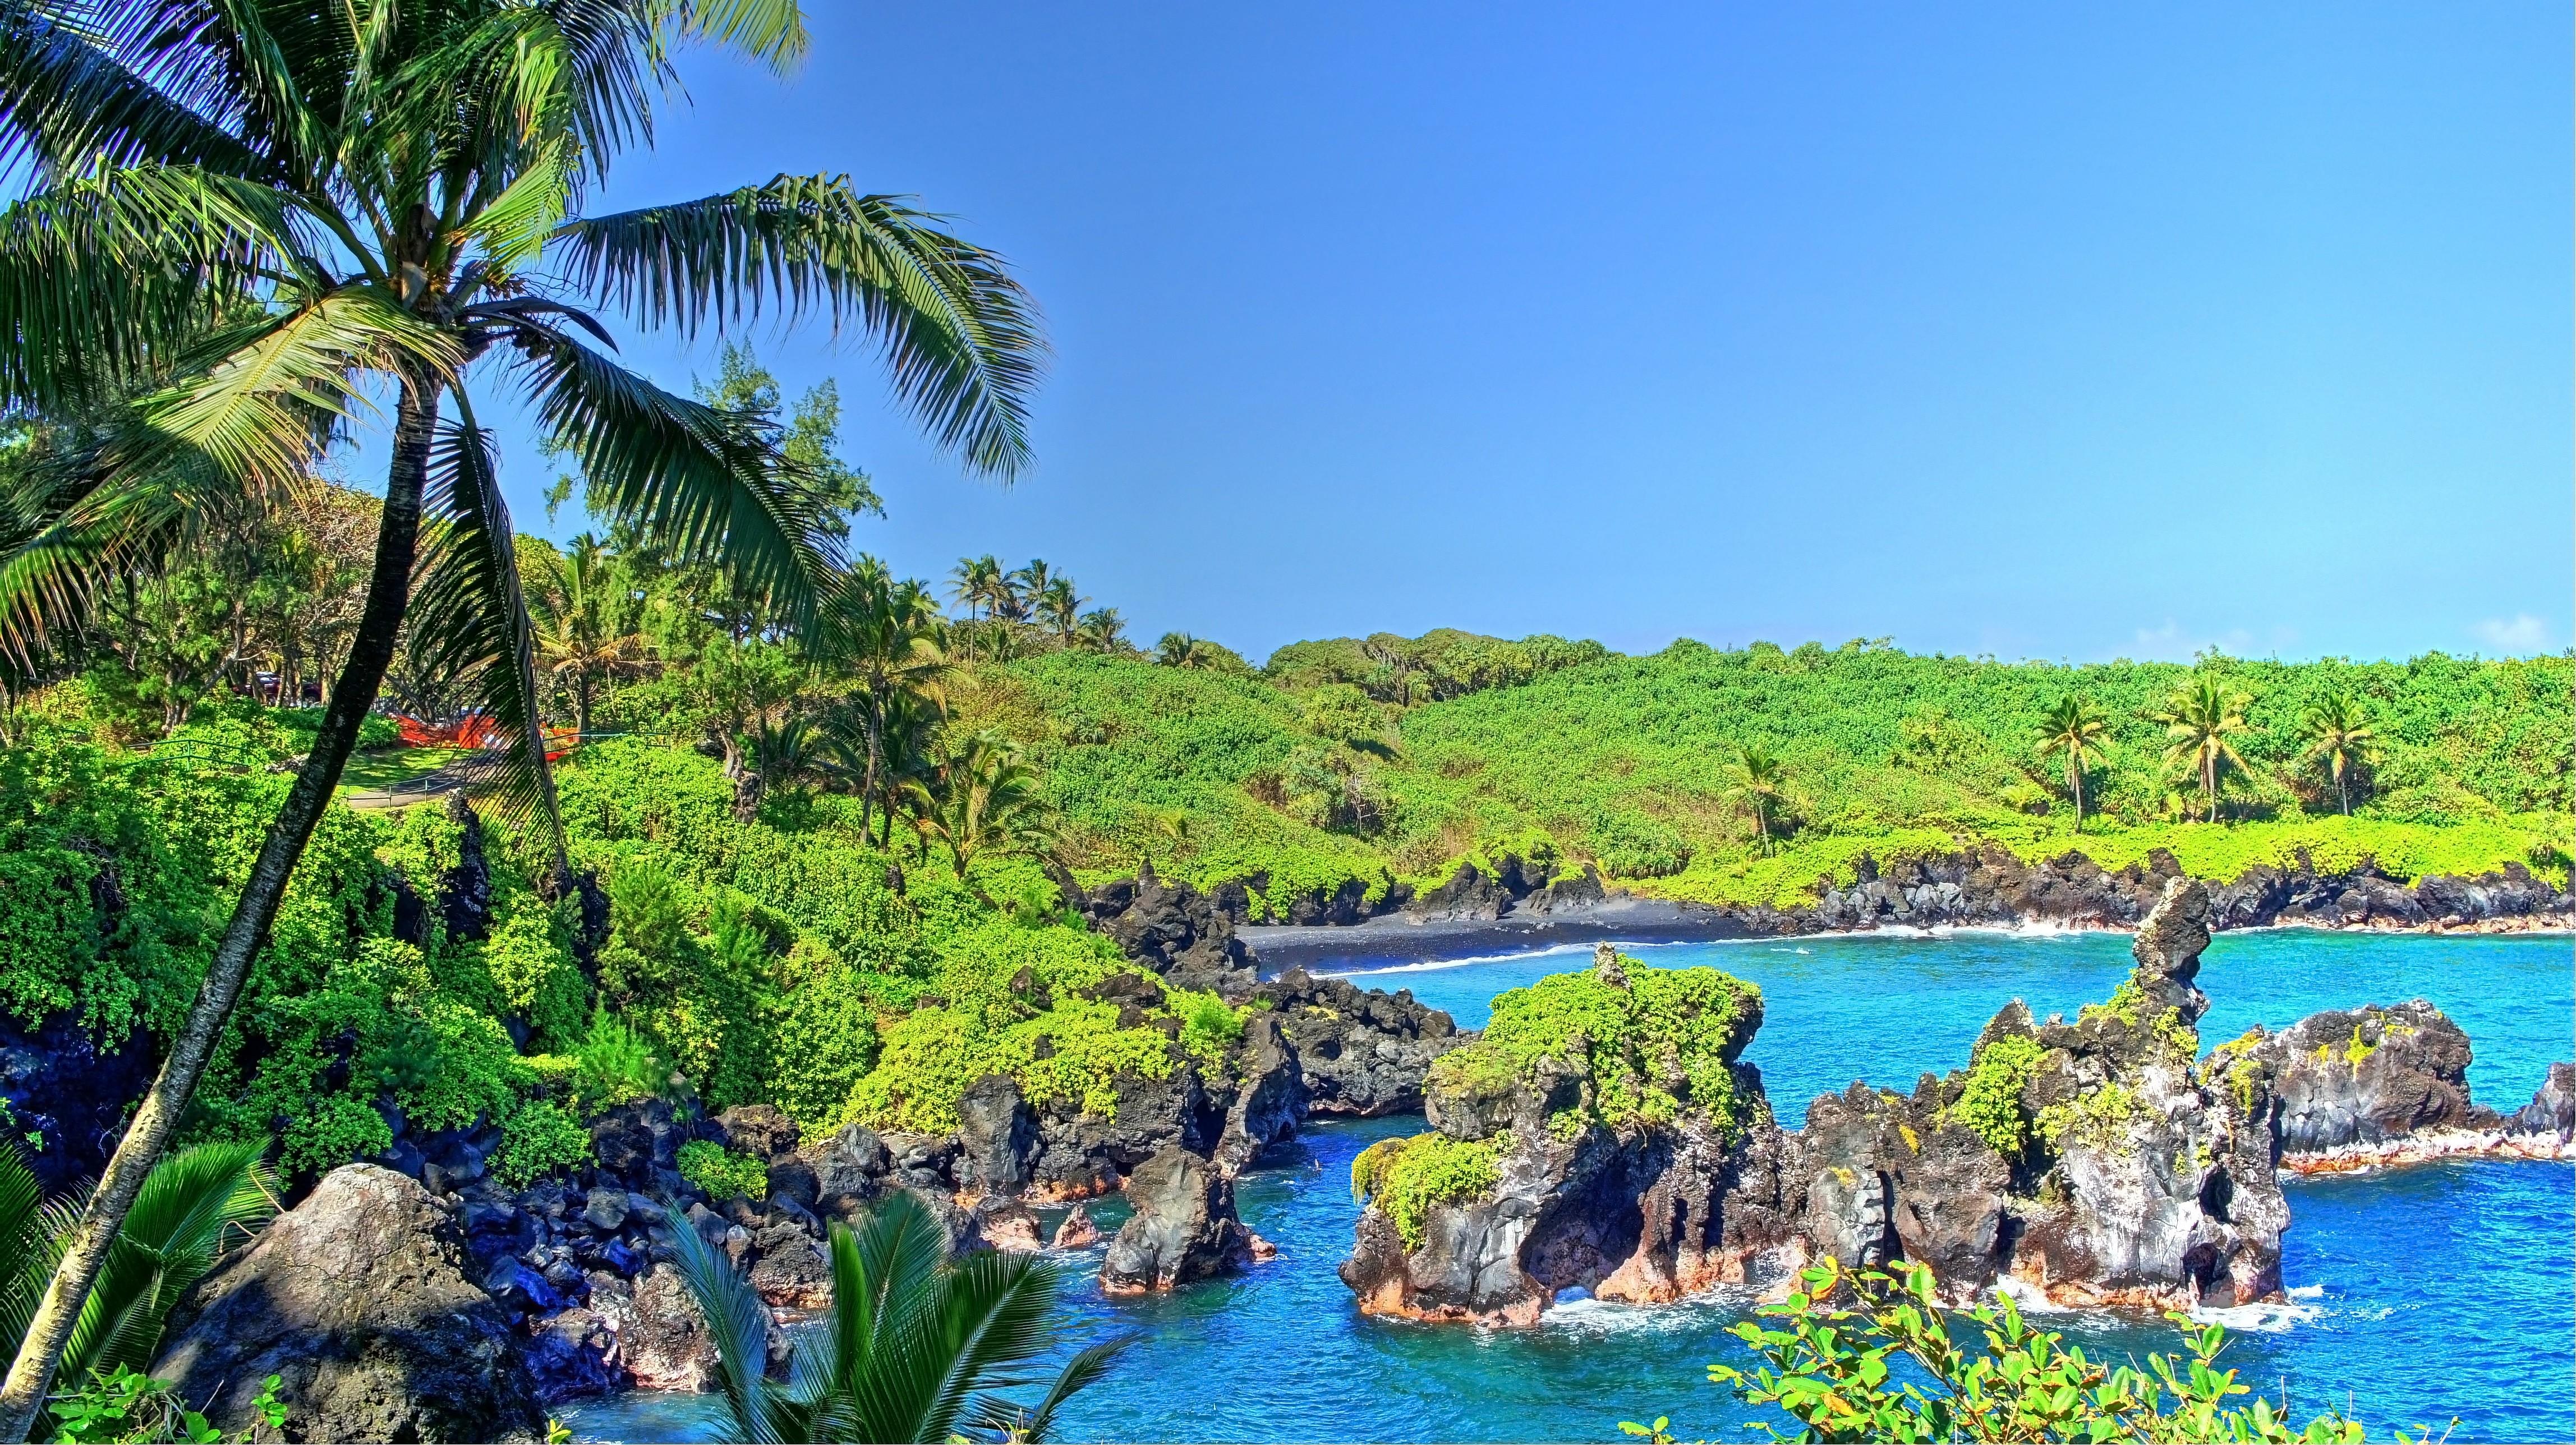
left=118, top=858, right=2570, bottom=1435
left=1332, top=881, right=2575, bottom=1327
left=1242, top=846, right=2573, bottom=972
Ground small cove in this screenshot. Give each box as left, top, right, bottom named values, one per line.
left=565, top=928, right=2575, bottom=1443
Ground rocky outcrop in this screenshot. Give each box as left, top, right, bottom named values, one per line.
left=1405, top=853, right=1606, bottom=922
left=1340, top=948, right=1784, bottom=1325
left=1217, top=1014, right=1307, bottom=1173
left=1254, top=967, right=1467, bottom=1116
left=2237, top=1001, right=2492, bottom=1155
left=2511, top=1063, right=2576, bottom=1143
left=956, top=1074, right=1040, bottom=1198
left=1098, top=1144, right=1256, bottom=1292
left=155, top=1164, right=545, bottom=1442
left=1082, top=866, right=1259, bottom=996
left=1340, top=881, right=2293, bottom=1325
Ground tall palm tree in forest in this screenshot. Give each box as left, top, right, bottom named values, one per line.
left=1002, top=558, right=1052, bottom=624
left=2155, top=676, right=2253, bottom=823
left=2298, top=692, right=2376, bottom=816
left=1036, top=576, right=1082, bottom=644
left=0, top=2, right=1041, bottom=1429
left=535, top=537, right=654, bottom=735
left=2033, top=693, right=2112, bottom=830
left=1074, top=606, right=1129, bottom=655
left=813, top=562, right=953, bottom=841
left=1156, top=632, right=1208, bottom=668
left=947, top=554, right=1005, bottom=621
left=1728, top=742, right=1788, bottom=855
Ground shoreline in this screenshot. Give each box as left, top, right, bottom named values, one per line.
left=1244, top=899, right=2572, bottom=974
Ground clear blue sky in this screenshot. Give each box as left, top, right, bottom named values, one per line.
left=426, top=2, right=2572, bottom=665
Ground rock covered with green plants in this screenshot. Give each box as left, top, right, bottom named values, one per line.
left=1338, top=944, right=1791, bottom=1325
left=1768, top=880, right=2290, bottom=1311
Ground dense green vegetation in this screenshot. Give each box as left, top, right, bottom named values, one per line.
left=966, top=637, right=2571, bottom=910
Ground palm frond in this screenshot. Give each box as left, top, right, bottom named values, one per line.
left=0, top=2, right=270, bottom=180
left=142, top=284, right=456, bottom=482
left=672, top=0, right=809, bottom=71
left=0, top=164, right=315, bottom=409
left=514, top=325, right=841, bottom=627
left=555, top=176, right=1043, bottom=478
left=65, top=1140, right=274, bottom=1382
left=0, top=1142, right=46, bottom=1352
left=668, top=1207, right=790, bottom=1444
left=407, top=413, right=569, bottom=871
left=1009, top=1334, right=1135, bottom=1443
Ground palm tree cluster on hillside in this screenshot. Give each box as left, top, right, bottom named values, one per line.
left=947, top=554, right=1134, bottom=660
left=2025, top=678, right=2382, bottom=829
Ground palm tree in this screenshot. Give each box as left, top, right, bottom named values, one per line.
left=2155, top=676, right=2253, bottom=823
left=904, top=731, right=1055, bottom=904
left=534, top=537, right=655, bottom=736
left=1156, top=632, right=1208, bottom=668
left=1002, top=559, right=1053, bottom=624
left=0, top=4, right=1041, bottom=1425
left=0, top=1142, right=275, bottom=1437
left=671, top=1190, right=1125, bottom=1443
left=947, top=554, right=1005, bottom=622
left=1036, top=577, right=1082, bottom=644
left=1074, top=607, right=1129, bottom=655
left=2032, top=694, right=2112, bottom=830
left=813, top=562, right=954, bottom=842
left=2298, top=692, right=2376, bottom=816
left=1728, top=742, right=1788, bottom=855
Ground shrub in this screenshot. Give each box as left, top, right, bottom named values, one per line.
left=491, top=1101, right=592, bottom=1188
left=1432, top=956, right=1761, bottom=1135
left=1946, top=1033, right=2042, bottom=1157
left=677, top=1139, right=770, bottom=1201
left=1644, top=1258, right=2425, bottom=1444
left=1350, top=1133, right=1502, bottom=1250
left=572, top=1011, right=665, bottom=1113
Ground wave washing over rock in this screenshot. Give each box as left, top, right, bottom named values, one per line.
left=1333, top=879, right=2575, bottom=1325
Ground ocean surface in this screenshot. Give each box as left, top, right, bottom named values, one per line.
left=565, top=927, right=2575, bottom=1444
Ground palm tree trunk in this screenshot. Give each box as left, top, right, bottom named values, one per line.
left=2336, top=762, right=2349, bottom=816
left=859, top=706, right=883, bottom=843
left=2204, top=755, right=2218, bottom=823
left=2071, top=755, right=2085, bottom=830
left=0, top=374, right=441, bottom=1443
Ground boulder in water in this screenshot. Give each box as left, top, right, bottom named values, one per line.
left=1100, top=1144, right=1254, bottom=1292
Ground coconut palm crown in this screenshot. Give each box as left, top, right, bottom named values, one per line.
left=0, top=1, right=1042, bottom=1431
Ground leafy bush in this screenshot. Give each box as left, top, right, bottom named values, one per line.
left=1636, top=1258, right=2432, bottom=1443
left=492, top=1101, right=592, bottom=1188
left=1350, top=1133, right=1502, bottom=1249
left=572, top=1012, right=666, bottom=1113
left=1945, top=1034, right=2042, bottom=1157
left=677, top=1139, right=770, bottom=1201
left=1432, top=955, right=1762, bottom=1135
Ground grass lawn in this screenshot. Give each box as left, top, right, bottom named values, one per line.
left=338, top=745, right=470, bottom=794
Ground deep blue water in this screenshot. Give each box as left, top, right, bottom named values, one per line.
left=565, top=928, right=2575, bottom=1444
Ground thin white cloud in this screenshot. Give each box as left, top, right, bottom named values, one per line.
left=2126, top=620, right=2258, bottom=663
left=2469, top=614, right=2554, bottom=655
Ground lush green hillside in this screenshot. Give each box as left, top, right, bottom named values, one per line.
left=965, top=639, right=2574, bottom=910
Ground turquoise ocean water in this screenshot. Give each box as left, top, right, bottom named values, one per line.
left=568, top=928, right=2574, bottom=1443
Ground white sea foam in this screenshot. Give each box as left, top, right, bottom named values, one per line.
left=1326, top=942, right=1593, bottom=979
left=2188, top=1299, right=2321, bottom=1333
left=1537, top=1291, right=1748, bottom=1336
